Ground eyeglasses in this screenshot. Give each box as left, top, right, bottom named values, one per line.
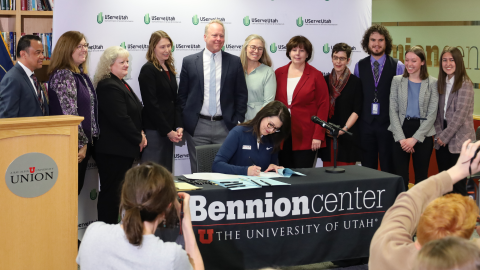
left=249, top=45, right=264, bottom=52
left=76, top=43, right=89, bottom=50
left=267, top=122, right=280, bottom=132
left=332, top=56, right=348, bottom=62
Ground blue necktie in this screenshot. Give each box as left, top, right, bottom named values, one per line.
left=209, top=53, right=217, bottom=116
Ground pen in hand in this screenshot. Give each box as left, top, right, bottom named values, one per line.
left=248, top=156, right=262, bottom=177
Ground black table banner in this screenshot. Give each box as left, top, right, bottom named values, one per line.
left=187, top=166, right=404, bottom=270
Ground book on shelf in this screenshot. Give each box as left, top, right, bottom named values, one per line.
left=21, top=0, right=26, bottom=10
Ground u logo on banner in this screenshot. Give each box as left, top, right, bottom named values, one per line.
left=198, top=229, right=214, bottom=244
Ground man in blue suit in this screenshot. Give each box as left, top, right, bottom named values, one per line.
left=0, top=35, right=48, bottom=118
left=178, top=19, right=248, bottom=173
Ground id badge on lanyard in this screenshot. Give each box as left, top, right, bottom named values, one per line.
left=371, top=101, right=380, bottom=115
left=371, top=59, right=385, bottom=116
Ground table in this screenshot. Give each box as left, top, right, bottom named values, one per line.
left=187, top=166, right=404, bottom=270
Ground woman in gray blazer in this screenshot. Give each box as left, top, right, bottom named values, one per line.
left=434, top=46, right=475, bottom=195
left=388, top=46, right=438, bottom=189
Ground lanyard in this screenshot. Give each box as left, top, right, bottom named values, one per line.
left=371, top=57, right=386, bottom=102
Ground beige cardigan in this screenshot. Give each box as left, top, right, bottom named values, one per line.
left=369, top=171, right=479, bottom=270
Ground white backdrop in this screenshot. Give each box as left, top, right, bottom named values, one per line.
left=53, top=0, right=371, bottom=239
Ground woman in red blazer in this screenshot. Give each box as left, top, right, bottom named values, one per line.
left=275, top=36, right=329, bottom=168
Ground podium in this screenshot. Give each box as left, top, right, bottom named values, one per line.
left=0, top=115, right=83, bottom=269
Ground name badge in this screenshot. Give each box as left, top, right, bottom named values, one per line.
left=242, top=145, right=251, bottom=150
left=371, top=103, right=380, bottom=115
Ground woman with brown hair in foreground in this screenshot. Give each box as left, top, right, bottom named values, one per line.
left=77, top=163, right=204, bottom=270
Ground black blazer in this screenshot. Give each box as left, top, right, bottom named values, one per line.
left=0, top=63, right=49, bottom=118
left=138, top=62, right=182, bottom=136
left=177, top=49, right=248, bottom=136
left=319, top=74, right=363, bottom=162
left=95, top=74, right=143, bottom=158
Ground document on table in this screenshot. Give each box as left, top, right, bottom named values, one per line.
left=259, top=168, right=306, bottom=178
left=174, top=180, right=202, bottom=191
left=211, top=176, right=290, bottom=190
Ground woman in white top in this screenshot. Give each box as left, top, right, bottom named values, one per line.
left=434, top=46, right=475, bottom=195
left=274, top=36, right=329, bottom=168
left=240, top=34, right=276, bottom=121
left=77, top=163, right=204, bottom=270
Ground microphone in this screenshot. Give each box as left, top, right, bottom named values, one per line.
left=311, top=116, right=334, bottom=131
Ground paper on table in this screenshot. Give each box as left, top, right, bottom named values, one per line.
left=258, top=168, right=306, bottom=178
left=174, top=181, right=202, bottom=191
left=183, top=173, right=241, bottom=180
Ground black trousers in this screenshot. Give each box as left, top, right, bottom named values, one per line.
left=392, top=119, right=433, bottom=190
left=95, top=153, right=134, bottom=224
left=78, top=141, right=96, bottom=195
left=141, top=129, right=174, bottom=172
left=279, top=135, right=317, bottom=169
left=359, top=119, right=394, bottom=173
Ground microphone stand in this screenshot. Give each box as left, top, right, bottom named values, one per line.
left=322, top=122, right=353, bottom=174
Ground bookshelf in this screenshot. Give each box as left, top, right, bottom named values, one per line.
left=0, top=0, right=53, bottom=81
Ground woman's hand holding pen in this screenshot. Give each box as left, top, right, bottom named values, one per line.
left=248, top=165, right=262, bottom=176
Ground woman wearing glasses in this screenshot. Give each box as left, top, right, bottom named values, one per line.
left=240, top=34, right=276, bottom=121
left=48, top=31, right=99, bottom=195
left=275, top=36, right=329, bottom=168
left=318, top=43, right=363, bottom=167
left=212, top=101, right=291, bottom=176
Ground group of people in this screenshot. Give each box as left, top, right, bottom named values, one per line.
left=0, top=20, right=477, bottom=269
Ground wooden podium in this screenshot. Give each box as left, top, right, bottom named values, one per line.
left=0, top=115, right=83, bottom=269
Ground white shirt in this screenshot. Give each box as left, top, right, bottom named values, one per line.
left=201, top=49, right=222, bottom=116
left=444, top=75, right=454, bottom=120
left=287, top=77, right=301, bottom=109
left=17, top=61, right=41, bottom=99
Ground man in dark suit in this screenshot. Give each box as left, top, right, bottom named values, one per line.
left=178, top=19, right=248, bottom=173
left=0, top=35, right=48, bottom=118
left=353, top=25, right=404, bottom=173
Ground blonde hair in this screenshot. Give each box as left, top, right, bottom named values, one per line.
left=204, top=19, right=225, bottom=35
left=145, top=30, right=176, bottom=75
left=48, top=31, right=88, bottom=75
left=240, top=34, right=272, bottom=73
left=417, top=194, right=479, bottom=246
left=414, top=236, right=480, bottom=270
left=93, top=46, right=129, bottom=87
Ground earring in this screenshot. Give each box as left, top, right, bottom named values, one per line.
left=162, top=219, right=166, bottom=228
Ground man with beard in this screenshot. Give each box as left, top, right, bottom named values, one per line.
left=353, top=25, right=404, bottom=173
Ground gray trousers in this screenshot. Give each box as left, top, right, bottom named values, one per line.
left=141, top=129, right=174, bottom=172
left=185, top=118, right=229, bottom=173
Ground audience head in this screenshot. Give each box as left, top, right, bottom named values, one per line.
left=438, top=46, right=471, bottom=95
left=330, top=42, right=352, bottom=77
left=416, top=193, right=479, bottom=247
left=146, top=30, right=176, bottom=75
left=403, top=45, right=428, bottom=80
left=240, top=34, right=272, bottom=73
left=241, top=101, right=291, bottom=151
left=413, top=236, right=480, bottom=270
left=120, top=162, right=177, bottom=246
left=286, top=35, right=313, bottom=63
left=361, top=24, right=393, bottom=56
left=48, top=31, right=89, bottom=76
left=93, top=46, right=129, bottom=86
left=204, top=19, right=225, bottom=53
left=16, top=35, right=44, bottom=71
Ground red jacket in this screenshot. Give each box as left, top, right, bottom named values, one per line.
left=275, top=62, right=329, bottom=151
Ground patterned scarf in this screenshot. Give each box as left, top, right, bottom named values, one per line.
left=328, top=68, right=351, bottom=118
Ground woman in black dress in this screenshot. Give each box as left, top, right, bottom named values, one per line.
left=319, top=43, right=363, bottom=166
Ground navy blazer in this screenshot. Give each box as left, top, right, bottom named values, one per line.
left=177, top=49, right=248, bottom=135
left=0, top=63, right=48, bottom=118
left=212, top=126, right=278, bottom=175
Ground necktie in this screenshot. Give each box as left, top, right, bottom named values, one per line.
left=373, top=61, right=380, bottom=82
left=209, top=53, right=217, bottom=116
left=31, top=74, right=45, bottom=115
